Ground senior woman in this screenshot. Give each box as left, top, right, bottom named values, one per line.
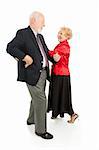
left=47, top=27, right=78, bottom=123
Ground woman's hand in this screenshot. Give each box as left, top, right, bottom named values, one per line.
left=53, top=53, right=61, bottom=62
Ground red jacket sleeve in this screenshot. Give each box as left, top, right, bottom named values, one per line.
left=55, top=45, right=70, bottom=63
left=48, top=50, right=55, bottom=57
left=48, top=43, right=70, bottom=60
left=56, top=45, right=70, bottom=56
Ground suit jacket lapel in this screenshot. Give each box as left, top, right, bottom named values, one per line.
left=27, top=26, right=41, bottom=52
left=27, top=26, right=48, bottom=58
left=37, top=34, right=48, bottom=55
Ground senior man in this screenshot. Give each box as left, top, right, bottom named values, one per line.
left=6, top=11, right=60, bottom=139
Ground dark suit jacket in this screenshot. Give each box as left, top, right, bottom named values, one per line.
left=6, top=26, right=54, bottom=85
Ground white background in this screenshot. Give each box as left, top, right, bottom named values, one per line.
left=0, top=0, right=98, bottom=150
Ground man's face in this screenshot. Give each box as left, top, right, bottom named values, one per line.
left=35, top=16, right=45, bottom=33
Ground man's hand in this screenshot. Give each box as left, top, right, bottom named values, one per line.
left=53, top=53, right=61, bottom=62
left=22, top=55, right=33, bottom=68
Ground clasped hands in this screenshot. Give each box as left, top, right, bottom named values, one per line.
left=53, top=53, right=61, bottom=62
left=15, top=52, right=60, bottom=68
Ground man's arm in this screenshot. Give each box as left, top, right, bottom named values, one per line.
left=6, top=30, right=26, bottom=60
left=6, top=30, right=33, bottom=68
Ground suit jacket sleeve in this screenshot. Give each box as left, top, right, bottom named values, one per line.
left=6, top=30, right=26, bottom=60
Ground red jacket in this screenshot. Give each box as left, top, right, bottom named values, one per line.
left=48, top=40, right=70, bottom=76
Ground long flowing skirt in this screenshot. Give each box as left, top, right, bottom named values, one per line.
left=47, top=75, right=74, bottom=117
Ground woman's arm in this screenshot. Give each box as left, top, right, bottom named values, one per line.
left=53, top=45, right=70, bottom=62
left=48, top=50, right=55, bottom=57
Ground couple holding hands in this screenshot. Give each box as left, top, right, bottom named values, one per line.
left=6, top=11, right=78, bottom=139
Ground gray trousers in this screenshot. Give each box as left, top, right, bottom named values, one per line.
left=27, top=69, right=47, bottom=134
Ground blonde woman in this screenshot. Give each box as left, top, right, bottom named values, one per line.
left=47, top=27, right=78, bottom=123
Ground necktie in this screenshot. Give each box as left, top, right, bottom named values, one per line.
left=36, top=34, right=48, bottom=67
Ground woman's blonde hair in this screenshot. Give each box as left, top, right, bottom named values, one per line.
left=60, top=27, right=72, bottom=40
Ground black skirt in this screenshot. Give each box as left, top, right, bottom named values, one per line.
left=47, top=75, right=74, bottom=117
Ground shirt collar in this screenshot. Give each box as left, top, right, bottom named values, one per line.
left=30, top=27, right=38, bottom=37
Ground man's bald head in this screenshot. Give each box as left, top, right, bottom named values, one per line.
left=29, top=11, right=45, bottom=33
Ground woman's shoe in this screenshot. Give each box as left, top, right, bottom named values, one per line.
left=67, top=113, right=79, bottom=123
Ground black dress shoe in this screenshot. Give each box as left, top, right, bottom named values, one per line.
left=35, top=132, right=53, bottom=139
left=27, top=121, right=34, bottom=125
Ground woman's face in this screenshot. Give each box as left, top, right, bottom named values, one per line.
left=57, top=30, right=67, bottom=42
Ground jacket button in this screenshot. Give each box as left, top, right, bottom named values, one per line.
left=40, top=70, right=42, bottom=72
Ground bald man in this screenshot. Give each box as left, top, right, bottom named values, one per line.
left=6, top=11, right=55, bottom=139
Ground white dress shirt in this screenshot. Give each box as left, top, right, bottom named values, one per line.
left=31, top=27, right=48, bottom=68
